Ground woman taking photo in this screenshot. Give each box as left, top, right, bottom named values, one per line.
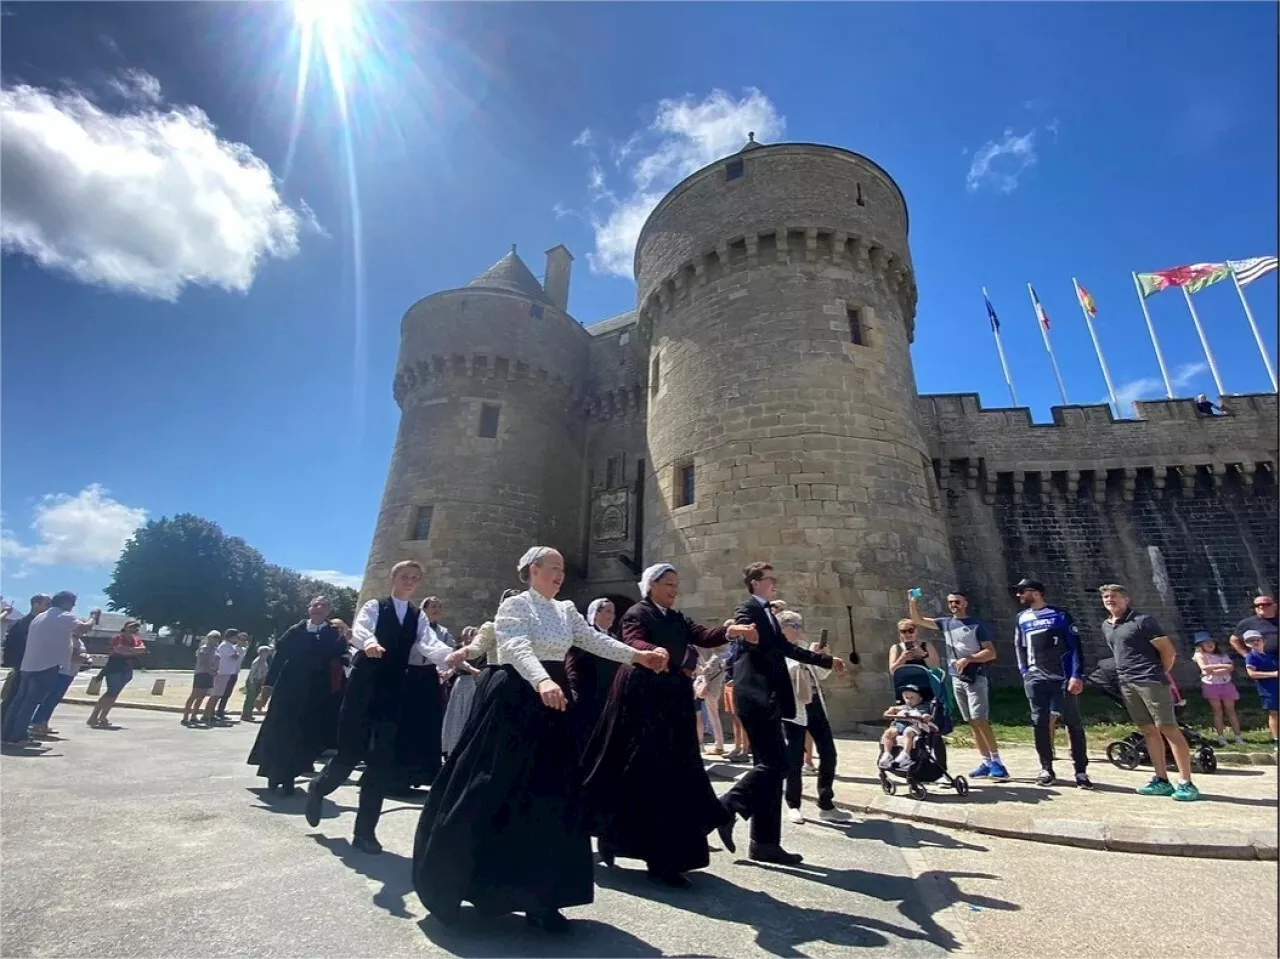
left=413, top=547, right=668, bottom=933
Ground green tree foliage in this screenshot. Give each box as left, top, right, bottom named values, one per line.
left=105, top=513, right=359, bottom=641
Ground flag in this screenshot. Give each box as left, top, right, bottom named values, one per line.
left=1074, top=279, right=1097, bottom=318
left=1029, top=285, right=1051, bottom=330
left=983, top=292, right=1000, bottom=331
left=1136, top=262, right=1231, bottom=298
left=1230, top=256, right=1278, bottom=287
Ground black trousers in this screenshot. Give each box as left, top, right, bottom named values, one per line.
left=1024, top=675, right=1088, bottom=774
left=783, top=700, right=837, bottom=811
left=215, top=674, right=238, bottom=718
left=310, top=719, right=399, bottom=838
left=722, top=713, right=788, bottom=846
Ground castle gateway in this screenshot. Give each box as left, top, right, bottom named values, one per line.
left=362, top=138, right=1279, bottom=728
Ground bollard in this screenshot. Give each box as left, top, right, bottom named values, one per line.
left=151, top=678, right=165, bottom=696
left=86, top=676, right=103, bottom=696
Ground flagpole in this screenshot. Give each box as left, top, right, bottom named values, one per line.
left=1230, top=269, right=1278, bottom=392
left=1027, top=283, right=1068, bottom=404
left=983, top=287, right=1020, bottom=406
left=1074, top=278, right=1120, bottom=416
left=1131, top=271, right=1174, bottom=398
left=1180, top=286, right=1227, bottom=397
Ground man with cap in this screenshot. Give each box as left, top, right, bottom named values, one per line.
left=1011, top=578, right=1092, bottom=789
left=1099, top=584, right=1200, bottom=801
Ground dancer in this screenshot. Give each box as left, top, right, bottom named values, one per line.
left=413, top=547, right=669, bottom=933
left=85, top=619, right=147, bottom=729
left=248, top=597, right=347, bottom=795
left=582, top=564, right=757, bottom=887
left=719, top=563, right=845, bottom=865
left=440, top=626, right=481, bottom=757
left=564, top=597, right=620, bottom=752
left=305, top=561, right=452, bottom=852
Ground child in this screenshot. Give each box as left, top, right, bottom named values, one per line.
left=878, top=685, right=935, bottom=771
left=1243, top=630, right=1279, bottom=747
left=1192, top=632, right=1242, bottom=745
left=240, top=645, right=273, bottom=722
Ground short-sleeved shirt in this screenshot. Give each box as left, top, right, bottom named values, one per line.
left=1234, top=615, right=1278, bottom=656
left=215, top=641, right=242, bottom=676
left=1245, top=650, right=1279, bottom=700
left=934, top=616, right=990, bottom=677
left=194, top=643, right=217, bottom=674
left=20, top=608, right=77, bottom=673
left=1102, top=609, right=1168, bottom=685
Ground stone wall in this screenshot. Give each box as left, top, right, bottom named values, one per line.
left=920, top=392, right=1279, bottom=682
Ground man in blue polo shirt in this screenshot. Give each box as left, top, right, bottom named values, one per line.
left=1012, top=577, right=1092, bottom=789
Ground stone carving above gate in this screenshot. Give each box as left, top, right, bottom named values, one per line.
left=593, top=489, right=629, bottom=543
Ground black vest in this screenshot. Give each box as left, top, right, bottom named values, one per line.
left=374, top=597, right=420, bottom=670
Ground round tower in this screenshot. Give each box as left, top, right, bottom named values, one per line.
left=634, top=140, right=954, bottom=727
left=362, top=246, right=590, bottom=628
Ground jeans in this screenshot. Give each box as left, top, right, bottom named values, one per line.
left=1, top=666, right=62, bottom=742
left=1024, top=674, right=1088, bottom=773
left=31, top=673, right=75, bottom=726
left=784, top=700, right=837, bottom=810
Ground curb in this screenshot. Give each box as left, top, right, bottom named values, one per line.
left=704, top=763, right=1278, bottom=861
left=60, top=697, right=248, bottom=717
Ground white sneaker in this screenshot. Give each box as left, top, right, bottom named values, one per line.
left=786, top=807, right=805, bottom=825
left=817, top=806, right=851, bottom=822
left=877, top=752, right=893, bottom=770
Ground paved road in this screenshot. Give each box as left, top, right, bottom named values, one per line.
left=2, top=704, right=1275, bottom=958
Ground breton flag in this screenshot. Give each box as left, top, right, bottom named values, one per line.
left=984, top=291, right=1001, bottom=331
left=1136, top=262, right=1231, bottom=298
left=1074, top=280, right=1098, bottom=318
left=1230, top=256, right=1278, bottom=287
left=1029, top=285, right=1051, bottom=330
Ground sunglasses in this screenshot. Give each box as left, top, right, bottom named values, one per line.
left=1254, top=601, right=1275, bottom=608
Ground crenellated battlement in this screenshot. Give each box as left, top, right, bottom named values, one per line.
left=581, top=381, right=647, bottom=422
left=634, top=225, right=917, bottom=349
left=392, top=351, right=584, bottom=408
left=920, top=391, right=1279, bottom=502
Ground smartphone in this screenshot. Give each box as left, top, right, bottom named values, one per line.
left=818, top=628, right=829, bottom=649
left=908, top=588, right=922, bottom=601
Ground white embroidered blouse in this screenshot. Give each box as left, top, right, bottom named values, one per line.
left=464, top=621, right=500, bottom=666
left=496, top=589, right=637, bottom=687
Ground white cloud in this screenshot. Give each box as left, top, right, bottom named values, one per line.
left=300, top=569, right=363, bottom=591
left=966, top=128, right=1038, bottom=194
left=578, top=88, right=785, bottom=279
left=0, top=72, right=309, bottom=300
left=1112, top=361, right=1209, bottom=413
left=2, top=485, right=146, bottom=569
left=572, top=128, right=593, bottom=148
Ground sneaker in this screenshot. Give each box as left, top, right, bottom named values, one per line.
left=786, top=807, right=805, bottom=825
left=893, top=754, right=913, bottom=771
left=1136, top=776, right=1175, bottom=797
left=1036, top=769, right=1055, bottom=786
left=802, top=764, right=818, bottom=777
left=817, top=806, right=852, bottom=822
left=969, top=761, right=992, bottom=779
left=1075, top=772, right=1094, bottom=790
left=877, top=752, right=894, bottom=770
left=988, top=760, right=1011, bottom=782
left=1172, top=781, right=1202, bottom=802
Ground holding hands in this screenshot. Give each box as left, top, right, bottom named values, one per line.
left=363, top=642, right=386, bottom=659
left=729, top=623, right=759, bottom=645
left=444, top=647, right=469, bottom=669
left=634, top=648, right=670, bottom=673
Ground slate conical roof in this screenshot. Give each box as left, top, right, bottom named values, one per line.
left=465, top=245, right=552, bottom=304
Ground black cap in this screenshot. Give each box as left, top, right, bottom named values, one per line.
left=1011, top=577, right=1045, bottom=593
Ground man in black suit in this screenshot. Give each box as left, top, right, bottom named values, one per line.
left=719, top=563, right=845, bottom=864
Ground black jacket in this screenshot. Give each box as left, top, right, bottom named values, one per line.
left=1, top=613, right=35, bottom=669
left=732, top=599, right=834, bottom=722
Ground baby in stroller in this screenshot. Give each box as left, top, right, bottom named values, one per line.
left=878, top=686, right=934, bottom=771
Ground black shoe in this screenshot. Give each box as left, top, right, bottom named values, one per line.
left=647, top=869, right=691, bottom=889
left=1036, top=769, right=1055, bottom=786
left=351, top=834, right=383, bottom=855
left=304, top=784, right=323, bottom=827
left=279, top=781, right=297, bottom=797
left=526, top=910, right=570, bottom=933
left=716, top=800, right=737, bottom=854
left=1075, top=772, right=1094, bottom=790
left=598, top=840, right=616, bottom=868
left=180, top=719, right=192, bottom=726
left=748, top=842, right=803, bottom=865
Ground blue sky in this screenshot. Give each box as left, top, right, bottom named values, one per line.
left=2, top=2, right=1276, bottom=619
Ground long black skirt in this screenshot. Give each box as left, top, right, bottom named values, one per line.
left=412, top=662, right=592, bottom=923
left=394, top=664, right=444, bottom=788
left=581, top=665, right=730, bottom=875
left=248, top=676, right=332, bottom=784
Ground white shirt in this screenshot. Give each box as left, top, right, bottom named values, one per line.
left=352, top=598, right=451, bottom=668
left=215, top=640, right=242, bottom=676
left=495, top=590, right=636, bottom=688
left=59, top=639, right=87, bottom=678
left=753, top=594, right=780, bottom=634
left=21, top=609, right=77, bottom=673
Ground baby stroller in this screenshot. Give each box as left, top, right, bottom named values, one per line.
left=878, top=663, right=970, bottom=799
left=1088, top=658, right=1218, bottom=774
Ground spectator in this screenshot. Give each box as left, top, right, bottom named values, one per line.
left=1, top=592, right=92, bottom=748
left=210, top=629, right=243, bottom=720
left=204, top=631, right=243, bottom=725
left=0, top=594, right=51, bottom=709
left=1012, top=578, right=1092, bottom=788
left=1243, top=630, right=1279, bottom=748
left=1099, top=584, right=1200, bottom=801
left=182, top=631, right=220, bottom=727
left=1194, top=393, right=1226, bottom=416
left=1229, top=596, right=1278, bottom=660
left=888, top=619, right=940, bottom=673
left=29, top=635, right=91, bottom=738
left=240, top=645, right=273, bottom=722
left=86, top=619, right=147, bottom=729
left=1192, top=632, right=1242, bottom=746
left=908, top=590, right=1008, bottom=782
left=694, top=645, right=728, bottom=756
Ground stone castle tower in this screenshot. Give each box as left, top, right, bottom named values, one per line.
left=363, top=137, right=1278, bottom=727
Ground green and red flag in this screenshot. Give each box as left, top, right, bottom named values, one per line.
left=1135, top=262, right=1231, bottom=298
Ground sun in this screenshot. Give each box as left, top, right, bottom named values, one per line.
left=293, top=0, right=357, bottom=36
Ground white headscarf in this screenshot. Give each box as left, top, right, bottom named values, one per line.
left=586, top=597, right=612, bottom=629
left=517, top=546, right=554, bottom=581
left=638, top=563, right=677, bottom=599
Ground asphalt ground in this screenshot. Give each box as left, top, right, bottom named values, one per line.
left=2, top=704, right=1275, bottom=958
